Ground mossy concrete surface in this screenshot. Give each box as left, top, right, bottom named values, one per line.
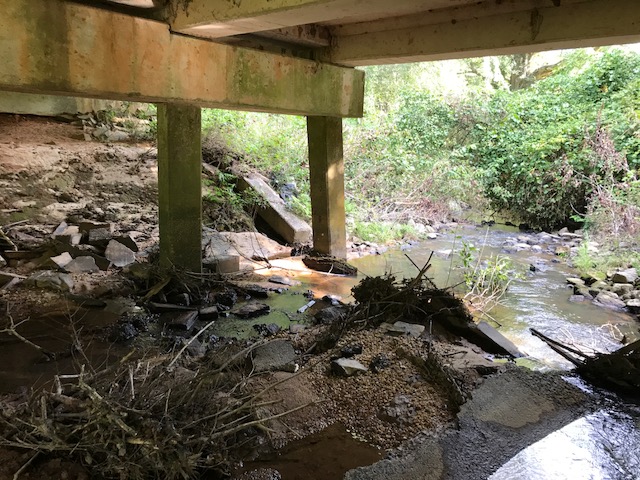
left=157, top=103, right=202, bottom=273
left=0, top=0, right=364, bottom=117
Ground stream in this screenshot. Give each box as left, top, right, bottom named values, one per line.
left=234, top=225, right=640, bottom=480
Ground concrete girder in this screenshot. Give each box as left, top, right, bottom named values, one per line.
left=327, top=0, right=640, bottom=66
left=0, top=0, right=364, bottom=118
left=167, top=0, right=473, bottom=38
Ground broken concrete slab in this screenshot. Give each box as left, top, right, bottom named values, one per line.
left=331, top=358, right=368, bottom=376
left=105, top=240, right=136, bottom=267
left=251, top=340, right=297, bottom=372
left=52, top=222, right=82, bottom=245
left=26, top=271, right=74, bottom=291
left=55, top=244, right=111, bottom=271
left=237, top=173, right=312, bottom=244
left=64, top=256, right=99, bottom=273
left=476, top=321, right=523, bottom=357
left=203, top=231, right=290, bottom=264
left=166, top=311, right=198, bottom=331
left=112, top=234, right=139, bottom=252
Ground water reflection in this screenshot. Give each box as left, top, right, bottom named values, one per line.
left=490, top=407, right=640, bottom=480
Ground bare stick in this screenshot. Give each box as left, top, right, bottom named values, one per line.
left=13, top=451, right=39, bottom=480
left=167, top=320, right=216, bottom=369
left=1, top=311, right=55, bottom=360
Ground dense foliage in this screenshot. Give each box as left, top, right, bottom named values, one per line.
left=467, top=49, right=640, bottom=230
left=201, top=47, right=640, bottom=243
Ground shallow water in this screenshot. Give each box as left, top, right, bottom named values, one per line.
left=237, top=225, right=640, bottom=479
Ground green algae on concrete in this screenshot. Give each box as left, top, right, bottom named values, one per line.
left=157, top=103, right=202, bottom=273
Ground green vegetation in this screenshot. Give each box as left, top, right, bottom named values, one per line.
left=200, top=47, right=640, bottom=259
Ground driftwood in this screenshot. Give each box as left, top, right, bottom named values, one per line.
left=531, top=328, right=640, bottom=395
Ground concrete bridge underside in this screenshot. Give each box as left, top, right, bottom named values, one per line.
left=1, top=0, right=639, bottom=270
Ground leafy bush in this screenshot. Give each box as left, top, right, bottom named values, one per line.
left=467, top=49, right=640, bottom=230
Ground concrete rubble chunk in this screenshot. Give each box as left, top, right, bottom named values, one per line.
left=611, top=268, right=638, bottom=284
left=198, top=305, right=219, bottom=320
left=251, top=340, right=297, bottom=372
left=52, top=222, right=82, bottom=244
left=203, top=231, right=290, bottom=265
left=26, top=271, right=74, bottom=291
left=234, top=302, right=270, bottom=319
left=88, top=227, right=113, bottom=246
left=383, top=321, right=425, bottom=338
left=50, top=252, right=73, bottom=269
left=166, top=311, right=198, bottom=331
left=105, top=239, right=136, bottom=267
left=331, top=357, right=368, bottom=376
left=203, top=255, right=240, bottom=274
left=64, top=256, right=99, bottom=273
left=79, top=220, right=114, bottom=233
left=113, top=234, right=139, bottom=252
left=0, top=254, right=7, bottom=268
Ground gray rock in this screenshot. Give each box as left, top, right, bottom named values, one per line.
left=569, top=294, right=586, bottom=303
left=331, top=357, right=368, bottom=376
left=314, top=305, right=348, bottom=324
left=198, top=305, right=218, bottom=320
left=383, top=321, right=425, bottom=338
left=594, top=291, right=627, bottom=310
left=186, top=338, right=207, bottom=358
left=269, top=275, right=298, bottom=286
left=531, top=245, right=543, bottom=253
left=27, top=271, right=74, bottom=291
left=64, top=256, right=99, bottom=273
left=426, top=233, right=438, bottom=240
left=576, top=287, right=594, bottom=300
left=105, top=130, right=130, bottom=142
left=88, top=227, right=113, bottom=247
left=203, top=255, right=240, bottom=274
left=252, top=340, right=297, bottom=372
left=611, top=283, right=634, bottom=295
left=105, top=240, right=136, bottom=267
left=0, top=254, right=6, bottom=268
left=611, top=268, right=638, bottom=284
left=566, top=277, right=585, bottom=287
left=625, top=298, right=640, bottom=313
left=113, top=234, right=139, bottom=252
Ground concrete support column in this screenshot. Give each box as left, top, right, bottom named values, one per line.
left=307, top=116, right=347, bottom=259
left=157, top=103, right=202, bottom=273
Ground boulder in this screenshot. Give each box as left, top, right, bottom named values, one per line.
left=611, top=283, right=634, bottom=295
left=331, top=358, right=368, bottom=376
left=566, top=277, right=585, bottom=287
left=625, top=298, right=640, bottom=313
left=314, top=305, right=348, bottom=324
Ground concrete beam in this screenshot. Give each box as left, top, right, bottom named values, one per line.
left=307, top=116, right=346, bottom=259
left=157, top=104, right=203, bottom=273
left=0, top=0, right=364, bottom=118
left=328, top=0, right=640, bottom=66
left=168, top=0, right=472, bottom=37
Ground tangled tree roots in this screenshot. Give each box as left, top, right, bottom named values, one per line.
left=0, top=342, right=306, bottom=479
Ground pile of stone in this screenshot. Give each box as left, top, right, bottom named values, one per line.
left=0, top=220, right=139, bottom=292
left=567, top=267, right=640, bottom=313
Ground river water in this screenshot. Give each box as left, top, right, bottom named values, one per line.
left=240, top=225, right=640, bottom=480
